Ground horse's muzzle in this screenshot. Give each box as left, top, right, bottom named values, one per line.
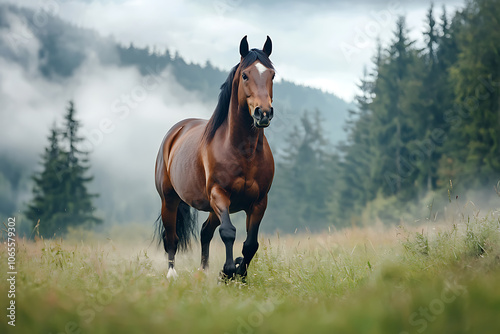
left=253, top=107, right=273, bottom=128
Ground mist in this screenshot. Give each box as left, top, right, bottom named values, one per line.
left=0, top=2, right=336, bottom=229
left=0, top=0, right=465, bottom=101
left=0, top=24, right=215, bottom=224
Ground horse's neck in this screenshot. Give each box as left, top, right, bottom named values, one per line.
left=226, top=96, right=263, bottom=155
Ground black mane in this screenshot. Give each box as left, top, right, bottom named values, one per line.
left=203, top=49, right=274, bottom=142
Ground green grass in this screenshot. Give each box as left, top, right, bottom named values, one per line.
left=1, top=214, right=500, bottom=334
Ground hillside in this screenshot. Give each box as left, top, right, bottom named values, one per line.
left=0, top=4, right=351, bottom=145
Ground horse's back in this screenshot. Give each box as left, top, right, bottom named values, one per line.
left=163, top=118, right=207, bottom=159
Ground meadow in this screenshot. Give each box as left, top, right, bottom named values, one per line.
left=1, top=210, right=500, bottom=334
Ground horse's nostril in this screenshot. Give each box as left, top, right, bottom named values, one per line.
left=269, top=107, right=274, bottom=119
left=254, top=107, right=262, bottom=118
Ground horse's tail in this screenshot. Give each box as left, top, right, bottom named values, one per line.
left=155, top=201, right=198, bottom=253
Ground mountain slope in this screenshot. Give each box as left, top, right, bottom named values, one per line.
left=0, top=4, right=352, bottom=145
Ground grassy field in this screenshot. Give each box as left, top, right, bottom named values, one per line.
left=1, top=212, right=500, bottom=334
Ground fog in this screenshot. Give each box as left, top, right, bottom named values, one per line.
left=0, top=0, right=465, bottom=101
left=0, top=25, right=214, bottom=223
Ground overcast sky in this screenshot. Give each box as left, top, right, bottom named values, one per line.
left=1, top=0, right=465, bottom=101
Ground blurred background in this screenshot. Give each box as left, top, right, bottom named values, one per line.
left=0, top=0, right=498, bottom=237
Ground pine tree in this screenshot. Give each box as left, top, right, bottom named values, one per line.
left=331, top=66, right=376, bottom=227
left=448, top=0, right=500, bottom=189
left=368, top=16, right=419, bottom=198
left=267, top=110, right=338, bottom=232
left=25, top=124, right=67, bottom=236
left=413, top=3, right=443, bottom=193
left=327, top=0, right=500, bottom=225
left=25, top=101, right=101, bottom=237
left=432, top=5, right=463, bottom=190
left=61, top=101, right=101, bottom=227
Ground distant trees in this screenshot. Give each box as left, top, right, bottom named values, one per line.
left=266, top=111, right=339, bottom=232
left=329, top=0, right=500, bottom=226
left=25, top=101, right=101, bottom=237
left=445, top=0, right=500, bottom=188
left=0, top=155, right=24, bottom=221
left=267, top=0, right=500, bottom=232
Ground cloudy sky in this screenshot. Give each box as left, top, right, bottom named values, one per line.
left=1, top=0, right=465, bottom=101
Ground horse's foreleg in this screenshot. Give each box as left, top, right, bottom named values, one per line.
left=219, top=210, right=236, bottom=277
left=236, top=196, right=267, bottom=277
left=210, top=187, right=236, bottom=278
left=200, top=212, right=220, bottom=270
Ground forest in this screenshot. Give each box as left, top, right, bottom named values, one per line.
left=265, top=0, right=500, bottom=232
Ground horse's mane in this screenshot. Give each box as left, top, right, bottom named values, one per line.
left=203, top=49, right=274, bottom=142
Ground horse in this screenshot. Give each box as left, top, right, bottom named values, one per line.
left=154, top=36, right=276, bottom=279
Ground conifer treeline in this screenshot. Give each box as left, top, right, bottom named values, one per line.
left=266, top=0, right=500, bottom=232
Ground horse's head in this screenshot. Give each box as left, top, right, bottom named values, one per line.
left=237, top=36, right=275, bottom=128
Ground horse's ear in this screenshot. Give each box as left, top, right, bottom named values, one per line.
left=263, top=36, right=272, bottom=57
left=240, top=35, right=249, bottom=58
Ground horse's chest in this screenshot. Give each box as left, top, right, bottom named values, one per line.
left=230, top=177, right=260, bottom=203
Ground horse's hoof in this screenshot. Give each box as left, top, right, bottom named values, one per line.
left=218, top=270, right=232, bottom=284
left=167, top=268, right=178, bottom=280
left=218, top=262, right=237, bottom=283
left=222, top=263, right=236, bottom=278
left=235, top=257, right=248, bottom=278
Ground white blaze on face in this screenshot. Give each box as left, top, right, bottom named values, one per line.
left=255, top=62, right=267, bottom=76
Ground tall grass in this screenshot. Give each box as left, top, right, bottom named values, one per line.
left=1, top=212, right=500, bottom=333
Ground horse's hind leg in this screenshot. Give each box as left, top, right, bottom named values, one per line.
left=161, top=195, right=181, bottom=279
left=200, top=212, right=220, bottom=270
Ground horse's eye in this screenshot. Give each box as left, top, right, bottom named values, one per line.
left=272, top=73, right=275, bottom=80
left=242, top=73, right=248, bottom=81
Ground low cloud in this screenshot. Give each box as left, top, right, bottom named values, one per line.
left=0, top=21, right=214, bottom=223
left=0, top=0, right=465, bottom=101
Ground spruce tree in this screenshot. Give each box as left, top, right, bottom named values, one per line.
left=331, top=66, right=376, bottom=226
left=368, top=16, right=419, bottom=198
left=61, top=101, right=101, bottom=227
left=25, top=124, right=67, bottom=236
left=448, top=0, right=500, bottom=189
left=25, top=101, right=101, bottom=237
left=410, top=3, right=444, bottom=194
left=267, top=110, right=338, bottom=232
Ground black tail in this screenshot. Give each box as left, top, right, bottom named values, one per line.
left=154, top=201, right=198, bottom=253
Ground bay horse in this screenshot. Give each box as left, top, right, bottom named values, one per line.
left=155, top=36, right=275, bottom=279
